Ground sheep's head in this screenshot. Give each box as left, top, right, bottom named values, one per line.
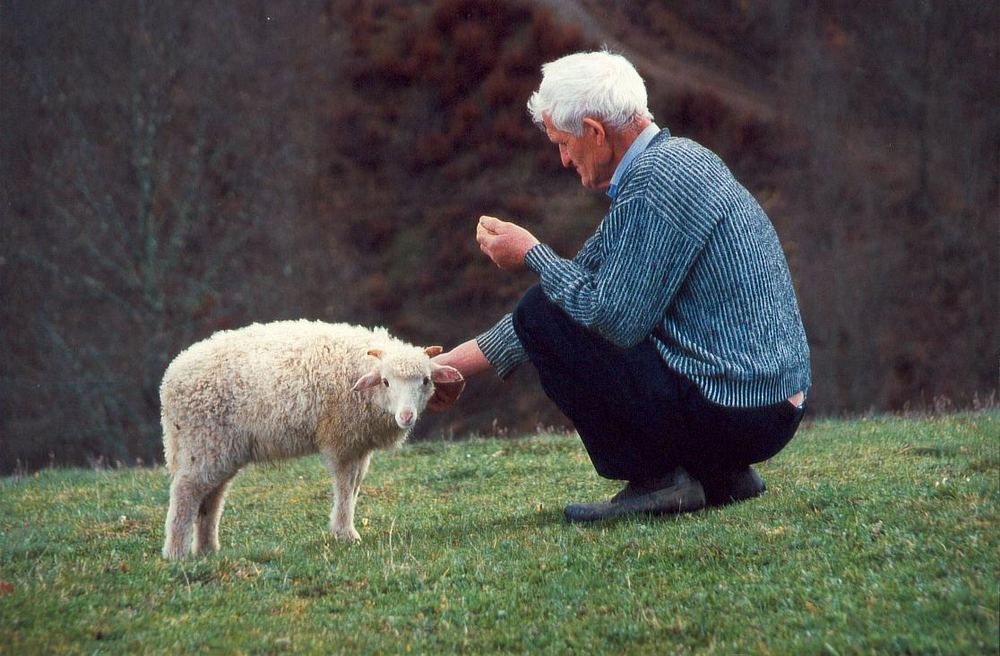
left=351, top=346, right=463, bottom=429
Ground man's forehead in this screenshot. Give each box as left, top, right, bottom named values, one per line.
left=543, top=116, right=570, bottom=140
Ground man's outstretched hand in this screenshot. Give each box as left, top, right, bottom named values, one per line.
left=476, top=215, right=540, bottom=271
left=426, top=341, right=492, bottom=412
left=427, top=377, right=465, bottom=412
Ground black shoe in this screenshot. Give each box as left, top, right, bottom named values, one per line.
left=564, top=467, right=706, bottom=523
left=703, top=466, right=766, bottom=507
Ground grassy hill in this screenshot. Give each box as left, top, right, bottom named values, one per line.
left=2, top=412, right=997, bottom=654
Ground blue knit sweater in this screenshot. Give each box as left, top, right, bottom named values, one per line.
left=477, top=129, right=811, bottom=408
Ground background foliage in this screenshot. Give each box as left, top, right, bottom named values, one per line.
left=2, top=0, right=998, bottom=471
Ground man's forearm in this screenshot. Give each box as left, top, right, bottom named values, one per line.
left=434, top=338, right=493, bottom=379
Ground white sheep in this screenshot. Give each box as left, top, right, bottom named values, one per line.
left=159, top=319, right=462, bottom=560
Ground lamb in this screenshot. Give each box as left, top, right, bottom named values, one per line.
left=159, top=319, right=462, bottom=560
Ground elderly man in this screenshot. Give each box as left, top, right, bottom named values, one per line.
left=433, top=50, right=810, bottom=522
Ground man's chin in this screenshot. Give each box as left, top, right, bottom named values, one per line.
left=581, top=179, right=610, bottom=193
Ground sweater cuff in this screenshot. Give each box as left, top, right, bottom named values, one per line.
left=475, top=313, right=529, bottom=380
left=524, top=243, right=561, bottom=275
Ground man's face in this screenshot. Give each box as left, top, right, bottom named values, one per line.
left=543, top=115, right=613, bottom=191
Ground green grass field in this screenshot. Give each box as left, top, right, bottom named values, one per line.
left=2, top=413, right=997, bottom=655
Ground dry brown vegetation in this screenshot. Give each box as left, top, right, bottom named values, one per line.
left=2, top=0, right=997, bottom=471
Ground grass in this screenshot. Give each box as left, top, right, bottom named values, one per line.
left=1, top=412, right=997, bottom=655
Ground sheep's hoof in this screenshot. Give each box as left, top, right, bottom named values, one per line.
left=195, top=541, right=220, bottom=556
left=331, top=526, right=361, bottom=543
left=162, top=545, right=192, bottom=561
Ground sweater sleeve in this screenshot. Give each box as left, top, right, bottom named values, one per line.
left=525, top=198, right=708, bottom=348
left=475, top=313, right=528, bottom=379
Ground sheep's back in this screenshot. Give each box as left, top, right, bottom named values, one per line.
left=160, top=321, right=397, bottom=456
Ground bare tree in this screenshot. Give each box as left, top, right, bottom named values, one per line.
left=2, top=0, right=321, bottom=468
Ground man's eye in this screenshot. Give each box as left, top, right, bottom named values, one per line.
left=423, top=377, right=430, bottom=386
left=382, top=378, right=389, bottom=387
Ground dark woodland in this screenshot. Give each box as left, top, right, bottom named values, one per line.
left=2, top=0, right=997, bottom=472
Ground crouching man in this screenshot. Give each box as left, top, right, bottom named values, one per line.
left=432, top=50, right=811, bottom=522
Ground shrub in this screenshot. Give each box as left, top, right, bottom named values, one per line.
left=410, top=30, right=444, bottom=71
left=483, top=68, right=521, bottom=108
left=413, top=130, right=456, bottom=169
left=432, top=0, right=531, bottom=39
left=530, top=9, right=586, bottom=60
left=492, top=108, right=532, bottom=145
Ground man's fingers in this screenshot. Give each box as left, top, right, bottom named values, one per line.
left=478, top=234, right=497, bottom=263
left=428, top=380, right=466, bottom=412
left=479, top=215, right=502, bottom=234
left=477, top=219, right=500, bottom=245
left=478, top=230, right=500, bottom=250
left=477, top=215, right=529, bottom=270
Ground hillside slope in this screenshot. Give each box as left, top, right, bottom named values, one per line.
left=2, top=0, right=996, bottom=471
left=2, top=412, right=997, bottom=654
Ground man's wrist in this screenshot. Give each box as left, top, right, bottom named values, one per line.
left=524, top=243, right=558, bottom=274
left=475, top=314, right=527, bottom=380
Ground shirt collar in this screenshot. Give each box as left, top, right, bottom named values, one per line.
left=607, top=122, right=661, bottom=200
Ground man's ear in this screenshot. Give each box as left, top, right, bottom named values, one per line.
left=582, top=117, right=606, bottom=145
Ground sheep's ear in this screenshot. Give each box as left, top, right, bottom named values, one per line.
left=352, top=369, right=382, bottom=392
left=367, top=349, right=384, bottom=359
left=430, top=362, right=464, bottom=384
left=423, top=346, right=443, bottom=357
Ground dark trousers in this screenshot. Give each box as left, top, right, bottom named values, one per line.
left=511, top=285, right=805, bottom=483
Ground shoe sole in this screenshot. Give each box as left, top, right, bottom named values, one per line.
left=565, top=485, right=706, bottom=523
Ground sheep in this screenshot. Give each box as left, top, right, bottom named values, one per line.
left=159, top=319, right=463, bottom=560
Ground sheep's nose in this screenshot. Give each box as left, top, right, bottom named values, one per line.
left=397, top=409, right=414, bottom=427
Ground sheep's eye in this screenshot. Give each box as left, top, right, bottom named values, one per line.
left=382, top=378, right=389, bottom=387
left=422, top=377, right=430, bottom=386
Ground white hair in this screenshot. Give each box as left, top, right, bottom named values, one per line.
left=527, top=50, right=654, bottom=136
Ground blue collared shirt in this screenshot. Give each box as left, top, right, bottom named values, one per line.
left=607, top=122, right=661, bottom=200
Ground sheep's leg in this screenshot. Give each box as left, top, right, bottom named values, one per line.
left=353, top=452, right=372, bottom=502
left=163, top=473, right=215, bottom=560
left=324, top=452, right=369, bottom=542
left=195, top=474, right=236, bottom=556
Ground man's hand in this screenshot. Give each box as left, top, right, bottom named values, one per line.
left=427, top=377, right=465, bottom=412
left=426, top=340, right=492, bottom=412
left=476, top=215, right=540, bottom=271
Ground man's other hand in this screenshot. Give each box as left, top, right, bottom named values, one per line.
left=476, top=215, right=540, bottom=271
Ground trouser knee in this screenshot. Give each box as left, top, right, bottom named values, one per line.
left=512, top=284, right=576, bottom=354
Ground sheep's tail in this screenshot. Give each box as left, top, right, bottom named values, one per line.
left=161, top=412, right=179, bottom=475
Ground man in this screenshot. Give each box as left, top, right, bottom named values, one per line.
left=432, top=50, right=810, bottom=522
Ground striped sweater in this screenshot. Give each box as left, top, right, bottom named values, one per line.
left=477, top=129, right=811, bottom=408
